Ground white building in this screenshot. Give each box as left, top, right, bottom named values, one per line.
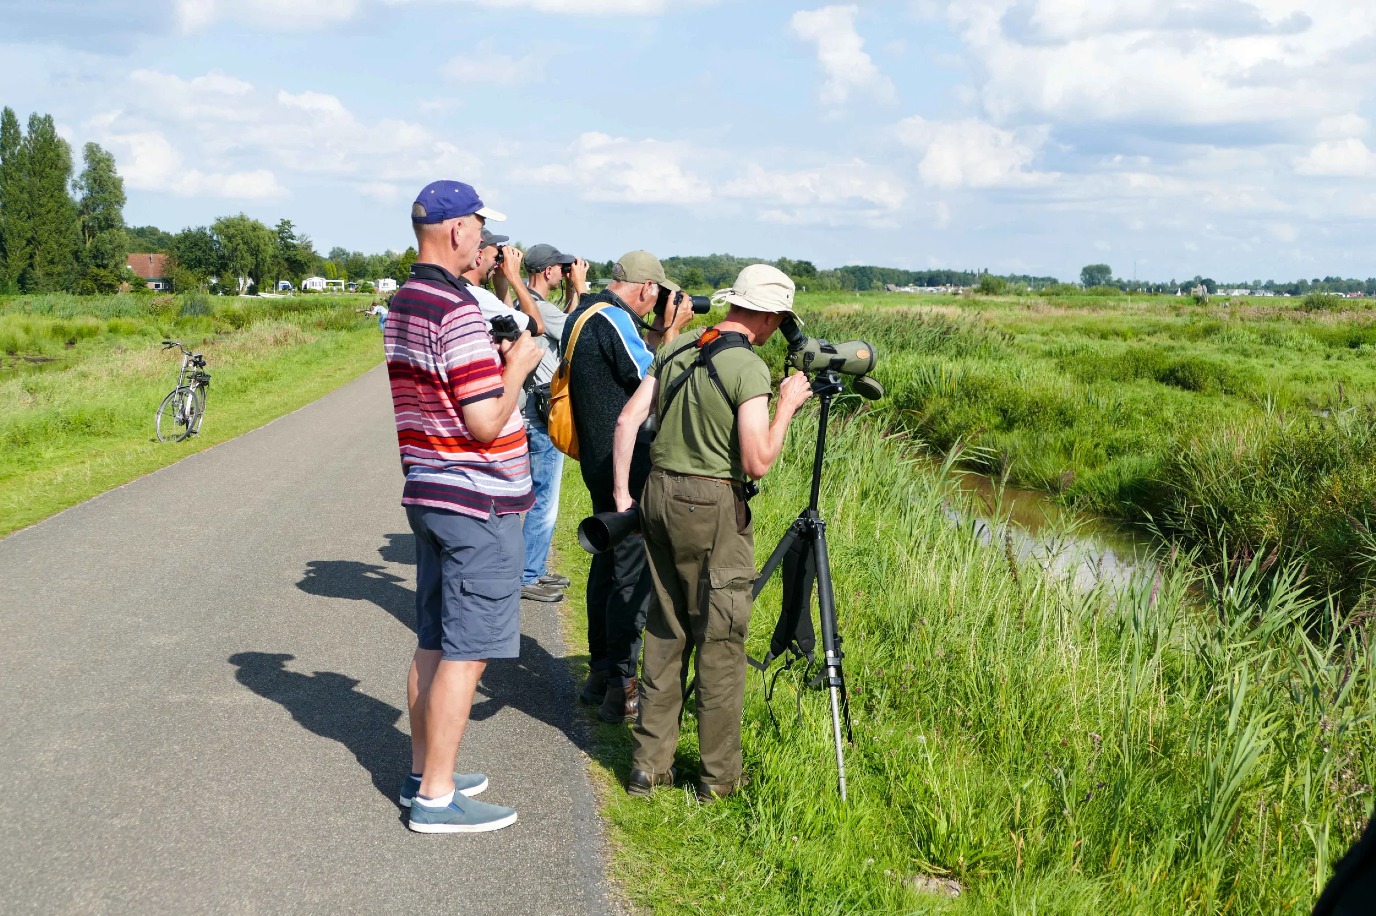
left=301, top=276, right=327, bottom=292
left=325, top=279, right=346, bottom=293
left=377, top=278, right=398, bottom=294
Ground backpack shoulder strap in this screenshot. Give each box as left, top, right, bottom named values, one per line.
left=657, top=329, right=752, bottom=419
left=562, top=304, right=608, bottom=364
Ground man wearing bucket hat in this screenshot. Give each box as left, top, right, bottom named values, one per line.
left=609, top=263, right=813, bottom=801
left=561, top=250, right=694, bottom=724
left=384, top=180, right=543, bottom=834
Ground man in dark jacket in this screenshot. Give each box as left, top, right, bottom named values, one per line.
left=560, top=251, right=692, bottom=722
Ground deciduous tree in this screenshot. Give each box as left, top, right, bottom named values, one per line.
left=1080, top=263, right=1112, bottom=288
left=75, top=141, right=128, bottom=278
left=212, top=213, right=275, bottom=293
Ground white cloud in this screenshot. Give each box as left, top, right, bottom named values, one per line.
left=176, top=0, right=362, bottom=31
left=98, top=129, right=286, bottom=199
left=526, top=132, right=907, bottom=225
left=443, top=46, right=550, bottom=85
left=722, top=160, right=905, bottom=209
left=385, top=0, right=715, bottom=13
left=945, top=0, right=1376, bottom=131
left=895, top=116, right=1052, bottom=188
left=92, top=69, right=482, bottom=202
left=1294, top=138, right=1376, bottom=177
left=790, top=5, right=896, bottom=107
left=527, top=132, right=712, bottom=204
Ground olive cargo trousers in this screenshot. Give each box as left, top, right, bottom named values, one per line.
left=630, top=468, right=756, bottom=787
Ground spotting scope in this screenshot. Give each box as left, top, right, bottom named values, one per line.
left=780, top=317, right=884, bottom=400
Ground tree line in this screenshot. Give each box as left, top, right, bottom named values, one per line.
left=0, top=107, right=129, bottom=294
left=1080, top=263, right=1376, bottom=297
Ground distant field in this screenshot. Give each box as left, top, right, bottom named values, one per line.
left=0, top=292, right=383, bottom=536
left=771, top=291, right=1376, bottom=607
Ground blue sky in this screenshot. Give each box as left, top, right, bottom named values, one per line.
left=3, top=0, right=1375, bottom=283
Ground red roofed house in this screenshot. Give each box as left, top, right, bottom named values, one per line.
left=126, top=253, right=170, bottom=291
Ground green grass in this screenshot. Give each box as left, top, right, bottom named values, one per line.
left=777, top=294, right=1376, bottom=609
left=553, top=411, right=1375, bottom=914
left=0, top=292, right=383, bottom=535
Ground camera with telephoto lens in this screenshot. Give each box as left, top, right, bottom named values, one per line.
left=780, top=316, right=884, bottom=400
left=654, top=286, right=711, bottom=320
left=489, top=313, right=522, bottom=343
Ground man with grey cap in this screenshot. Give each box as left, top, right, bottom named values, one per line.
left=517, top=244, right=589, bottom=602
left=610, top=263, right=812, bottom=801
left=560, top=250, right=694, bottom=724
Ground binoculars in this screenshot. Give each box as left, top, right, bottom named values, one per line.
left=577, top=508, right=640, bottom=554
left=489, top=313, right=522, bottom=343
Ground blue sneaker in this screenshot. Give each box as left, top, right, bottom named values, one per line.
left=398, top=772, right=489, bottom=808
left=408, top=794, right=518, bottom=834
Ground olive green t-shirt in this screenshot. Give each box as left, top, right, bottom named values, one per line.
left=649, top=329, right=772, bottom=481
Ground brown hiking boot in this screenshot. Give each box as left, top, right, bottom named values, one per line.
left=626, top=767, right=675, bottom=797
left=597, top=676, right=639, bottom=724
left=579, top=668, right=609, bottom=706
left=695, top=774, right=750, bottom=803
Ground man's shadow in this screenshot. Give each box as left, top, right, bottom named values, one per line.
left=377, top=533, right=415, bottom=566
left=297, top=559, right=414, bottom=632
left=294, top=541, right=593, bottom=754
left=227, top=651, right=408, bottom=807
left=471, top=634, right=593, bottom=754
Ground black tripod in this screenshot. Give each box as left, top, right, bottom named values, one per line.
left=748, top=369, right=854, bottom=800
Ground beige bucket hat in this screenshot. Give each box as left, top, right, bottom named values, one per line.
left=711, top=264, right=797, bottom=317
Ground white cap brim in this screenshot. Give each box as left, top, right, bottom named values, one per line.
left=710, top=290, right=796, bottom=317
left=475, top=206, right=507, bottom=221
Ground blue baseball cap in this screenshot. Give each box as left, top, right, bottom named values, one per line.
left=410, top=180, right=507, bottom=224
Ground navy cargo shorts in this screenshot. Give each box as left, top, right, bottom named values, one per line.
left=406, top=504, right=522, bottom=661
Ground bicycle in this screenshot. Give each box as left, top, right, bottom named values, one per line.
left=155, top=341, right=211, bottom=443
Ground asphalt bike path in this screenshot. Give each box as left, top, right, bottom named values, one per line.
left=0, top=365, right=616, bottom=915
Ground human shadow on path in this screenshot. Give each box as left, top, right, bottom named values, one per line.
left=297, top=559, right=414, bottom=633
left=470, top=633, right=594, bottom=754
left=294, top=554, right=593, bottom=755
left=228, top=651, right=407, bottom=806
left=377, top=533, right=415, bottom=566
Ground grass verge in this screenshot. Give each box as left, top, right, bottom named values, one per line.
left=0, top=293, right=382, bottom=536
left=786, top=296, right=1376, bottom=609
left=552, top=407, right=1374, bottom=914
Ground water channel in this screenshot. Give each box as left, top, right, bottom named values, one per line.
left=944, top=467, right=1161, bottom=593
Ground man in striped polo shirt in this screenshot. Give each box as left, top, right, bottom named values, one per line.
left=384, top=180, right=543, bottom=834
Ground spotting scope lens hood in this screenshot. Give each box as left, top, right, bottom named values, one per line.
left=577, top=508, right=641, bottom=554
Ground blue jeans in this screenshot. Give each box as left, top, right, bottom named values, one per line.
left=522, top=420, right=564, bottom=584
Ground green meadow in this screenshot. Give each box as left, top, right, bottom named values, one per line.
left=556, top=409, right=1374, bottom=915
left=556, top=289, right=1375, bottom=913
left=781, top=291, right=1376, bottom=609
left=0, top=292, right=383, bottom=535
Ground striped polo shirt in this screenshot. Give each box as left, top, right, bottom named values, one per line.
left=384, top=264, right=533, bottom=518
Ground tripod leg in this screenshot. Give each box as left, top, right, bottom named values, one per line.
left=752, top=517, right=803, bottom=600
left=811, top=518, right=848, bottom=801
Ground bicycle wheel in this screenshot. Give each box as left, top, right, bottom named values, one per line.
left=186, top=385, right=207, bottom=436
left=156, top=387, right=193, bottom=442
